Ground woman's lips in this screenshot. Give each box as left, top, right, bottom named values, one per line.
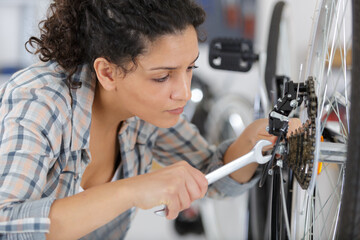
left=167, top=107, right=184, bottom=115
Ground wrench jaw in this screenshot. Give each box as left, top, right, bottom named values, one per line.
left=254, top=140, right=273, bottom=164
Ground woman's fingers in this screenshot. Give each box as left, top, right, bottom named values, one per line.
left=185, top=165, right=208, bottom=201
left=288, top=118, right=302, bottom=136
left=162, top=162, right=206, bottom=219
left=167, top=186, right=191, bottom=220
left=166, top=195, right=181, bottom=219
left=131, top=161, right=207, bottom=219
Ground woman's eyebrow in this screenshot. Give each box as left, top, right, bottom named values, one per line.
left=148, top=52, right=200, bottom=71
left=191, top=53, right=200, bottom=64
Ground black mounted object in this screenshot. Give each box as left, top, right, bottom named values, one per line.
left=209, top=38, right=259, bottom=72
left=268, top=77, right=306, bottom=136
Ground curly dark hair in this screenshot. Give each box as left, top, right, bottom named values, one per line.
left=26, top=0, right=206, bottom=87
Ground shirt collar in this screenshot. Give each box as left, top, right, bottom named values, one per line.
left=68, top=65, right=96, bottom=151
left=118, top=117, right=158, bottom=152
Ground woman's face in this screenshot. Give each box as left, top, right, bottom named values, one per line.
left=114, top=25, right=199, bottom=128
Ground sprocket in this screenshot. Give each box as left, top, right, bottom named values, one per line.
left=287, top=76, right=317, bottom=189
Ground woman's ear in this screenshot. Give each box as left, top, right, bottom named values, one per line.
left=93, top=58, right=121, bottom=91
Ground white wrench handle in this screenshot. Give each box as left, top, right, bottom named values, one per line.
left=206, top=139, right=272, bottom=184
left=206, top=150, right=255, bottom=185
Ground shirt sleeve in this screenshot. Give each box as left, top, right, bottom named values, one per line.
left=151, top=115, right=260, bottom=198
left=0, top=87, right=63, bottom=238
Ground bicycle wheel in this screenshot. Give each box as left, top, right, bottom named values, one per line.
left=281, top=0, right=358, bottom=239
left=249, top=2, right=292, bottom=239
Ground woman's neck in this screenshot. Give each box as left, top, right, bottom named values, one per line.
left=91, top=84, right=131, bottom=134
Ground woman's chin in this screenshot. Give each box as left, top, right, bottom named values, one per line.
left=136, top=112, right=181, bottom=128
left=150, top=117, right=180, bottom=129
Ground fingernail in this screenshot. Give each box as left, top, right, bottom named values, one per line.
left=154, top=209, right=167, bottom=217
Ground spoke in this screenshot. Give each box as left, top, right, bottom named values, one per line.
left=304, top=193, right=316, bottom=239
left=317, top=187, right=330, bottom=240
left=324, top=164, right=340, bottom=196
left=296, top=64, right=303, bottom=100
left=328, top=36, right=352, bottom=87
left=325, top=0, right=351, bottom=135
left=311, top=165, right=344, bottom=238
left=327, top=0, right=348, bottom=76
left=325, top=37, right=352, bottom=103
left=302, top=194, right=311, bottom=239
left=327, top=0, right=342, bottom=76
left=317, top=166, right=343, bottom=220
left=334, top=96, right=348, bottom=139
left=301, top=190, right=314, bottom=239
left=331, top=166, right=345, bottom=240
left=320, top=94, right=348, bottom=140
left=320, top=166, right=344, bottom=239
left=318, top=94, right=350, bottom=142
left=327, top=0, right=348, bottom=73
left=301, top=162, right=344, bottom=239
left=315, top=185, right=326, bottom=239
left=319, top=165, right=342, bottom=238
left=334, top=98, right=347, bottom=142
left=322, top=0, right=347, bottom=99
left=312, top=195, right=316, bottom=240
left=315, top=164, right=333, bottom=239
left=319, top=0, right=335, bottom=87
left=300, top=192, right=310, bottom=239
left=279, top=169, right=291, bottom=239
left=318, top=85, right=328, bottom=137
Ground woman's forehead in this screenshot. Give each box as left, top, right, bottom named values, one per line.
left=137, top=26, right=199, bottom=69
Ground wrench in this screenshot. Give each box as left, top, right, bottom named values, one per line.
left=154, top=140, right=273, bottom=217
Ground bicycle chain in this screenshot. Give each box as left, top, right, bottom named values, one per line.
left=287, top=76, right=317, bottom=189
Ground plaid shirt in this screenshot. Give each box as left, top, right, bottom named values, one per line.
left=0, top=61, right=259, bottom=239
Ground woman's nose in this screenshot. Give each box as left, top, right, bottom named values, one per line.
left=170, top=74, right=191, bottom=102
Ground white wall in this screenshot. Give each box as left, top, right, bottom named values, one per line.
left=0, top=0, right=50, bottom=68
left=254, top=0, right=318, bottom=82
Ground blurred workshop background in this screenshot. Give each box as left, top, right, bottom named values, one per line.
left=0, top=0, right=317, bottom=239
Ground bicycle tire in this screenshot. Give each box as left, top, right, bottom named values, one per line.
left=264, top=1, right=285, bottom=105
left=338, top=0, right=360, bottom=238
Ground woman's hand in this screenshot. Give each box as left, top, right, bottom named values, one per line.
left=248, top=117, right=302, bottom=146
left=224, top=118, right=302, bottom=183
left=125, top=161, right=208, bottom=220
left=287, top=118, right=303, bottom=136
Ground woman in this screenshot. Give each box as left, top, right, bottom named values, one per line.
left=0, top=0, right=296, bottom=239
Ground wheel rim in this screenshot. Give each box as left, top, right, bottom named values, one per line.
left=290, top=0, right=352, bottom=238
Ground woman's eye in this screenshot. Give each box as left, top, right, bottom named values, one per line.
left=187, top=65, right=199, bottom=71
left=153, top=74, right=170, bottom=83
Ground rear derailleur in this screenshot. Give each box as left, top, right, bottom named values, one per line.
left=259, top=76, right=317, bottom=190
